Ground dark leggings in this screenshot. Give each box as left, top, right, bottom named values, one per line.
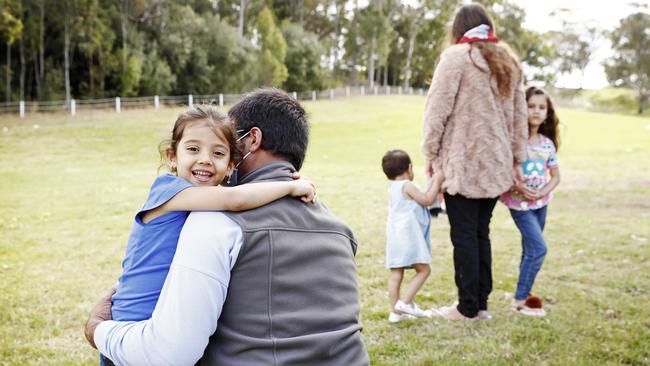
left=444, top=193, right=498, bottom=318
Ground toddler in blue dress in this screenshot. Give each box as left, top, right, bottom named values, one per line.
left=382, top=149, right=442, bottom=323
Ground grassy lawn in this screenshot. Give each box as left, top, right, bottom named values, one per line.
left=1, top=95, right=649, bottom=365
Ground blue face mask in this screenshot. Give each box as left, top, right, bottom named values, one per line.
left=223, top=130, right=252, bottom=187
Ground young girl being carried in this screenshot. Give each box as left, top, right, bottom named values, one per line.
left=381, top=149, right=442, bottom=323
left=98, top=105, right=314, bottom=365
left=501, top=87, right=561, bottom=317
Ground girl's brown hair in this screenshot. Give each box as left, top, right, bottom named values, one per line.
left=450, top=3, right=522, bottom=97
left=159, top=105, right=241, bottom=172
left=526, top=86, right=560, bottom=151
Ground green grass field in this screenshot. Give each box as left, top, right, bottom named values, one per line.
left=1, top=96, right=649, bottom=365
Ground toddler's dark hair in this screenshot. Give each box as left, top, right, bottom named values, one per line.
left=382, top=149, right=412, bottom=179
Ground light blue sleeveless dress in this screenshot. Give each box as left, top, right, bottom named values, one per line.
left=386, top=180, right=432, bottom=268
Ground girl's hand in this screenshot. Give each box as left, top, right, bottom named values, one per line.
left=290, top=177, right=317, bottom=203
left=530, top=189, right=548, bottom=201
left=512, top=182, right=537, bottom=201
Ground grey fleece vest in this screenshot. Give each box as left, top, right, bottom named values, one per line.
left=199, top=161, right=369, bottom=366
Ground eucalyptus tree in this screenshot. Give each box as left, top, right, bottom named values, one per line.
left=475, top=0, right=556, bottom=84
left=605, top=12, right=650, bottom=114
left=256, top=5, right=288, bottom=87
left=357, top=0, right=394, bottom=88
left=282, top=23, right=326, bottom=92
left=409, top=0, right=456, bottom=88
left=1, top=0, right=23, bottom=101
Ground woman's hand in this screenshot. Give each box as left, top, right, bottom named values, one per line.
left=425, top=159, right=435, bottom=178
left=513, top=162, right=524, bottom=185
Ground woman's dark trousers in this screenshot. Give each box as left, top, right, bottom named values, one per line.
left=444, top=193, right=498, bottom=318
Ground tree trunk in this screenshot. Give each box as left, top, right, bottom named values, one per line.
left=37, top=0, right=45, bottom=100
left=403, top=29, right=415, bottom=89
left=368, top=31, right=376, bottom=88
left=347, top=0, right=359, bottom=85
left=98, top=47, right=105, bottom=96
left=383, top=64, right=388, bottom=86
left=88, top=52, right=94, bottom=97
left=331, top=0, right=339, bottom=77
left=121, top=0, right=128, bottom=68
left=5, top=43, right=11, bottom=103
left=639, top=92, right=645, bottom=114
left=33, top=51, right=41, bottom=99
left=19, top=37, right=25, bottom=101
left=238, top=0, right=246, bottom=37
left=64, top=18, right=71, bottom=102
left=636, top=47, right=644, bottom=114
left=299, top=0, right=304, bottom=28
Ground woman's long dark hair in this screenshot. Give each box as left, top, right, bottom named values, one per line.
left=450, top=3, right=521, bottom=97
left=526, top=86, right=560, bottom=151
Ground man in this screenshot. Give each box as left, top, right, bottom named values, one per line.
left=85, top=88, right=370, bottom=366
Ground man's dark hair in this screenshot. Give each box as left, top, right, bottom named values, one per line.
left=228, top=88, right=309, bottom=170
left=381, top=149, right=411, bottom=179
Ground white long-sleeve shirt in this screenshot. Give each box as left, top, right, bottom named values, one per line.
left=95, top=211, right=244, bottom=366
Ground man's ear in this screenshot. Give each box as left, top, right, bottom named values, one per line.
left=248, top=127, right=263, bottom=152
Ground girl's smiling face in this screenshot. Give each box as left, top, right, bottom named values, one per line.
left=168, top=121, right=233, bottom=186
left=527, top=94, right=548, bottom=128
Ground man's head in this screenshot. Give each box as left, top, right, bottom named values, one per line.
left=228, top=88, right=309, bottom=175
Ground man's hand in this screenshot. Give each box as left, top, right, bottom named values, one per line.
left=84, top=286, right=117, bottom=349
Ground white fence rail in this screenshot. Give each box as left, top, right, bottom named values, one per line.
left=0, top=86, right=427, bottom=117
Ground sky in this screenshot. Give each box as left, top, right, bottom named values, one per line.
left=515, top=0, right=649, bottom=89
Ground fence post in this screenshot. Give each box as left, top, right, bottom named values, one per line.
left=346, top=86, right=350, bottom=97
left=398, top=86, right=402, bottom=95
left=360, top=86, right=365, bottom=96
left=71, top=99, right=76, bottom=116
left=329, top=89, right=334, bottom=100
left=219, top=94, right=224, bottom=107
left=419, top=88, right=424, bottom=96
left=386, top=86, right=390, bottom=95
left=312, top=91, right=316, bottom=101
left=374, top=86, right=378, bottom=95
left=188, top=94, right=193, bottom=106
left=292, top=91, right=297, bottom=99
left=409, top=87, right=413, bottom=95
left=154, top=95, right=160, bottom=109
left=115, top=97, right=121, bottom=113
left=19, top=101, right=25, bottom=118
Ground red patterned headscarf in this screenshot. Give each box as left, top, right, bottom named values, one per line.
left=458, top=24, right=499, bottom=44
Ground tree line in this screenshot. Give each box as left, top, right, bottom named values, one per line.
left=1, top=0, right=648, bottom=113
